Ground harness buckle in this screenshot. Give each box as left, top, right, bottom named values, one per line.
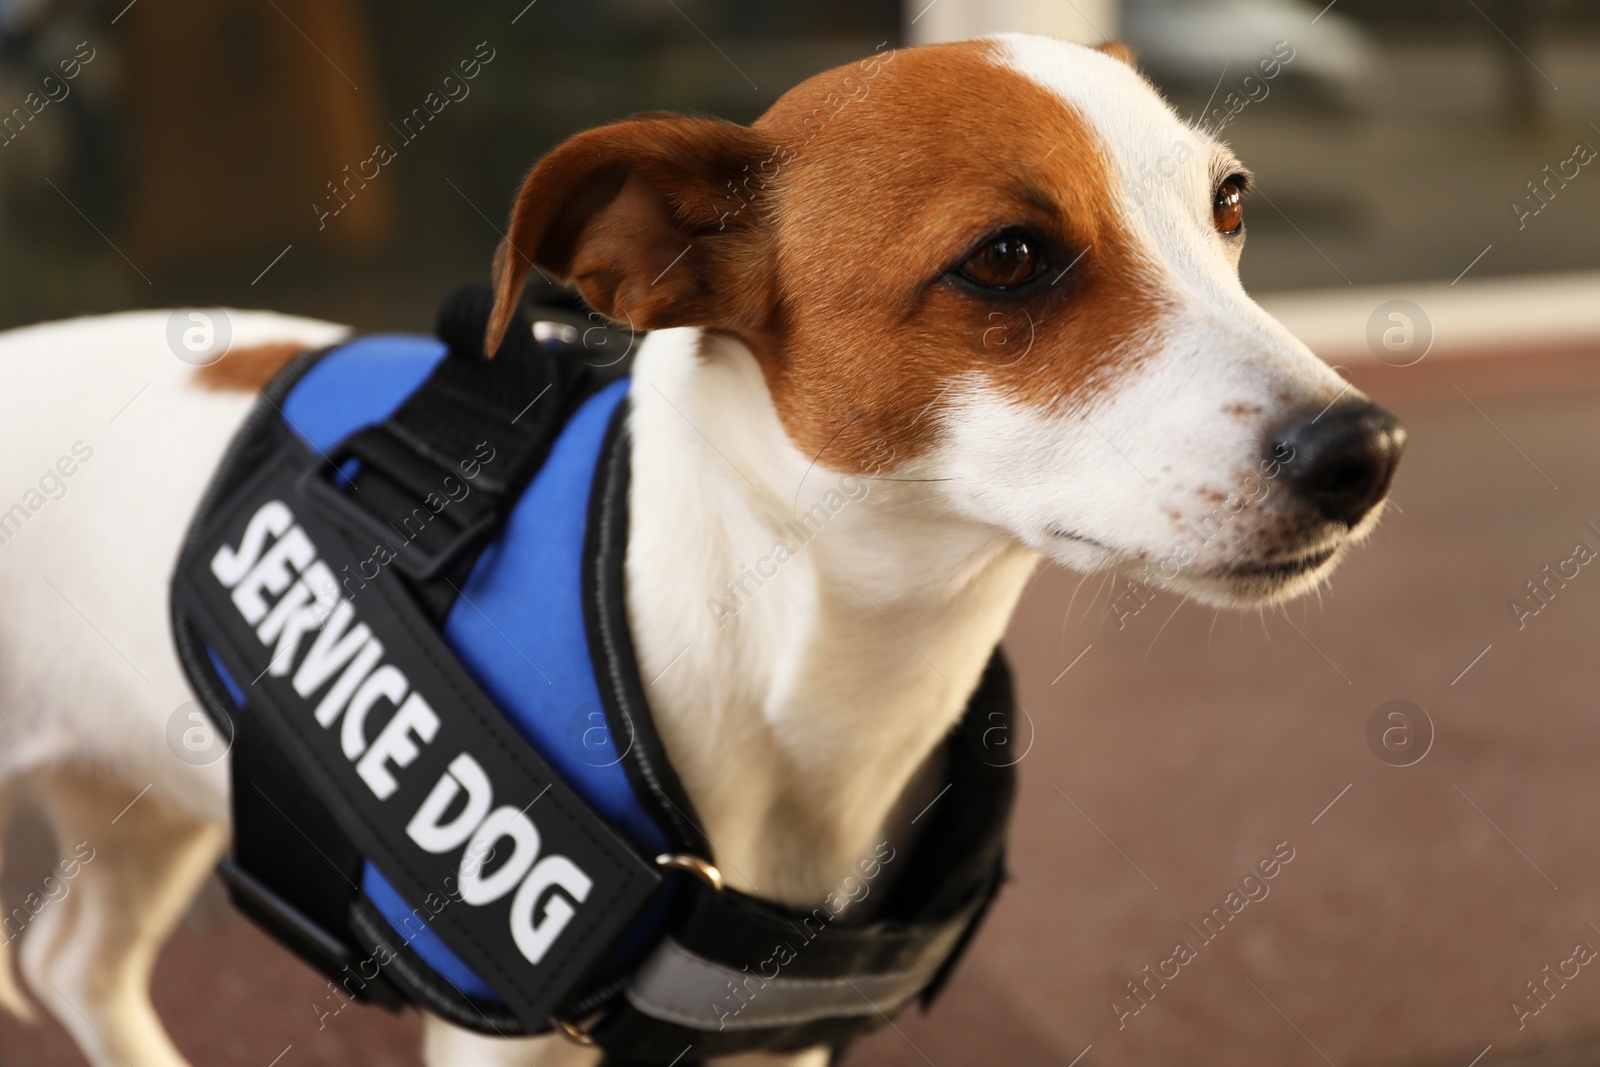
left=550, top=1012, right=603, bottom=1046
left=297, top=422, right=500, bottom=582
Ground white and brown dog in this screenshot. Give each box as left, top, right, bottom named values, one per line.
left=0, top=33, right=1401, bottom=1067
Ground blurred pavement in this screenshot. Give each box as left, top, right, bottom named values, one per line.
left=1, top=340, right=1598, bottom=1065
left=845, top=345, right=1600, bottom=1066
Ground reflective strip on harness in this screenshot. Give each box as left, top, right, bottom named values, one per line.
left=624, top=938, right=946, bottom=1031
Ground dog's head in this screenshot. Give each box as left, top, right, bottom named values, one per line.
left=488, top=34, right=1403, bottom=607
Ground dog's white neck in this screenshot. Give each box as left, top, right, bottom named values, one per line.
left=623, top=330, right=1038, bottom=908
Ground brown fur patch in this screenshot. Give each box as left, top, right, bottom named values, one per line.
left=488, top=39, right=1163, bottom=472
left=744, top=40, right=1163, bottom=469
left=193, top=341, right=312, bottom=391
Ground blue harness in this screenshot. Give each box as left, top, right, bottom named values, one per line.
left=171, top=285, right=1015, bottom=1065
left=284, top=334, right=662, bottom=996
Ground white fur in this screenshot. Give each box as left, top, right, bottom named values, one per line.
left=0, top=34, right=1382, bottom=1067
left=0, top=310, right=344, bottom=1064
left=625, top=329, right=1037, bottom=905
left=941, top=35, right=1365, bottom=604
left=0, top=309, right=346, bottom=818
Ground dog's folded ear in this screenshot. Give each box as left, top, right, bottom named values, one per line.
left=486, top=116, right=779, bottom=356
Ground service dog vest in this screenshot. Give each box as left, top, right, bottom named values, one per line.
left=171, top=285, right=1017, bottom=1065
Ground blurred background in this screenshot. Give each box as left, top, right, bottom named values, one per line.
left=3, top=0, right=1600, bottom=1064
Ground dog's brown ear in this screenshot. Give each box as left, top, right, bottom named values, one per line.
left=487, top=116, right=778, bottom=356
left=1094, top=40, right=1137, bottom=67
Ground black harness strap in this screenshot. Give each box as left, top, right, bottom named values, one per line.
left=578, top=409, right=1016, bottom=1063
left=300, top=285, right=625, bottom=618
left=170, top=339, right=405, bottom=1005
left=581, top=654, right=1015, bottom=1063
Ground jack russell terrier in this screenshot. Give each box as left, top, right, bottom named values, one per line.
left=0, top=33, right=1402, bottom=1067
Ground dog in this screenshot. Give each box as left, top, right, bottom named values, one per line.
left=0, top=33, right=1402, bottom=1067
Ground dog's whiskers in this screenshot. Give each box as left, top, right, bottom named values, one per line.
left=1091, top=571, right=1117, bottom=631
left=793, top=412, right=865, bottom=518
left=1061, top=570, right=1096, bottom=649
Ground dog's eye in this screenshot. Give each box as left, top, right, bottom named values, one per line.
left=958, top=231, right=1046, bottom=289
left=1213, top=176, right=1245, bottom=235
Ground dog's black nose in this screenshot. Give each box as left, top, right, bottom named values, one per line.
left=1273, top=400, right=1406, bottom=526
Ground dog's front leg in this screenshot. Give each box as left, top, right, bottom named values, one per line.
left=421, top=1020, right=833, bottom=1067
left=422, top=1018, right=601, bottom=1066
left=17, top=770, right=227, bottom=1067
left=710, top=1049, right=832, bottom=1067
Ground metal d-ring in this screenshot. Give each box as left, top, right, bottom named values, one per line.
left=655, top=852, right=725, bottom=891
left=551, top=1013, right=600, bottom=1046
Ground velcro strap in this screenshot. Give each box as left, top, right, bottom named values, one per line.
left=299, top=285, right=622, bottom=582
